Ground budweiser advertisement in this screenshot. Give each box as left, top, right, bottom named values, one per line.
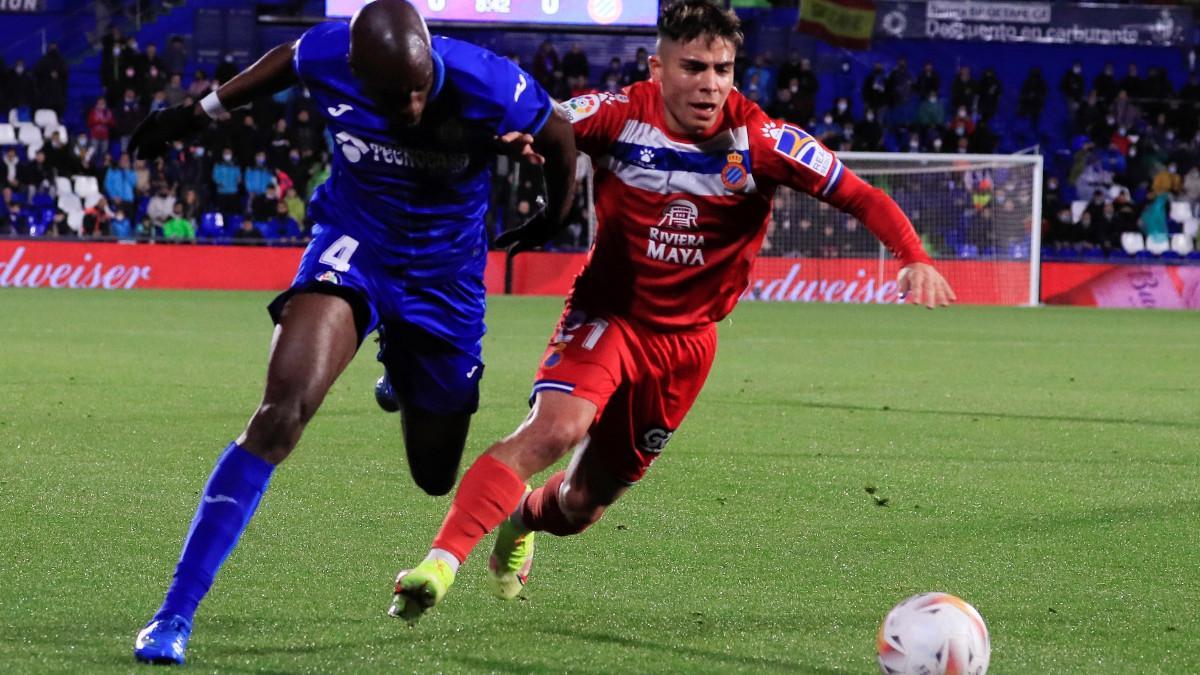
left=1042, top=262, right=1200, bottom=310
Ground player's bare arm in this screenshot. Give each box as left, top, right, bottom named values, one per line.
left=127, top=41, right=298, bottom=160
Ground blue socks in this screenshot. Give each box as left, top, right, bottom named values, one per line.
left=153, top=442, right=275, bottom=624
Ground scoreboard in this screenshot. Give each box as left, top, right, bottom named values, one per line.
left=325, top=0, right=660, bottom=27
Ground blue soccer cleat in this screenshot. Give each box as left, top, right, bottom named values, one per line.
left=134, top=614, right=191, bottom=665
left=375, top=373, right=400, bottom=413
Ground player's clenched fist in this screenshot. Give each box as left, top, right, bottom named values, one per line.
left=128, top=104, right=212, bottom=161
left=897, top=262, right=957, bottom=309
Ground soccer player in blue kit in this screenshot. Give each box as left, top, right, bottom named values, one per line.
left=127, top=0, right=577, bottom=665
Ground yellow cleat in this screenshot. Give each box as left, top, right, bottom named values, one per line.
left=487, top=513, right=535, bottom=600
left=388, top=558, right=455, bottom=624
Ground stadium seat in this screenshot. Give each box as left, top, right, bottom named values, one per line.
left=16, top=123, right=40, bottom=145
left=198, top=212, right=226, bottom=239
left=72, top=175, right=99, bottom=199
left=83, top=193, right=103, bottom=209
left=0, top=123, right=16, bottom=146
left=57, top=193, right=83, bottom=214
left=1145, top=235, right=1170, bottom=255
left=1120, top=232, right=1145, bottom=255
left=957, top=244, right=979, bottom=258
left=30, top=191, right=53, bottom=209
left=65, top=210, right=83, bottom=233
left=54, top=176, right=72, bottom=196
left=33, top=109, right=58, bottom=130
left=1170, top=233, right=1194, bottom=256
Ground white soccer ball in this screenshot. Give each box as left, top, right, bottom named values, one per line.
left=877, top=592, right=990, bottom=675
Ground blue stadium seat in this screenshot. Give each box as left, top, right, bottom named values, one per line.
left=956, top=244, right=979, bottom=259
left=197, top=212, right=226, bottom=240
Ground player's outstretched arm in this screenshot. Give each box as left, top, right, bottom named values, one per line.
left=129, top=42, right=298, bottom=160
left=494, top=109, right=578, bottom=254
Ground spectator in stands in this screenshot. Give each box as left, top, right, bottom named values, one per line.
left=244, top=151, right=274, bottom=198
left=267, top=119, right=292, bottom=169
left=531, top=40, right=560, bottom=90
left=162, top=202, right=195, bottom=240
left=87, top=97, right=116, bottom=156
left=743, top=55, right=775, bottom=106
left=100, top=26, right=124, bottom=98
left=110, top=206, right=133, bottom=240
left=853, top=109, right=882, bottom=151
left=1183, top=165, right=1200, bottom=203
left=133, top=157, right=152, bottom=197
left=950, top=66, right=976, bottom=114
left=233, top=216, right=263, bottom=242
left=1139, top=192, right=1169, bottom=246
left=742, top=71, right=765, bottom=106
left=776, top=51, right=803, bottom=92
left=915, top=61, right=939, bottom=99
left=1118, top=64, right=1143, bottom=100
left=4, top=201, right=22, bottom=235
left=766, top=87, right=803, bottom=124
left=47, top=208, right=74, bottom=237
left=861, top=63, right=887, bottom=116
left=830, top=96, right=853, bottom=126
left=251, top=183, right=280, bottom=222
left=9, top=59, right=36, bottom=113
left=917, top=91, right=944, bottom=131
left=264, top=199, right=303, bottom=243
left=886, top=57, right=913, bottom=107
left=1093, top=63, right=1117, bottom=105
left=187, top=69, right=212, bottom=99
left=790, top=59, right=818, bottom=123
left=284, top=186, right=305, bottom=225
left=561, top=44, right=590, bottom=93
left=1077, top=90, right=1105, bottom=137
left=179, top=187, right=202, bottom=221
left=0, top=200, right=13, bottom=237
left=141, top=43, right=165, bottom=79
left=145, top=65, right=168, bottom=103
left=1018, top=66, right=1048, bottom=126
left=232, top=114, right=265, bottom=166
left=1151, top=162, right=1182, bottom=196
left=147, top=182, right=176, bottom=228
left=833, top=58, right=854, bottom=102
left=1113, top=90, right=1140, bottom=131
left=18, top=150, right=52, bottom=194
left=105, top=152, right=136, bottom=204
left=288, top=108, right=320, bottom=155
left=43, top=132, right=78, bottom=178
left=165, top=36, right=188, bottom=77
left=601, top=57, right=622, bottom=89
left=1060, top=62, right=1085, bottom=114
left=622, top=47, right=650, bottom=85
left=83, top=195, right=113, bottom=237
left=3, top=148, right=21, bottom=189
left=34, top=58, right=67, bottom=116
left=115, top=88, right=144, bottom=154
left=212, top=148, right=242, bottom=214
left=148, top=90, right=169, bottom=114
left=1075, top=156, right=1111, bottom=199
left=976, top=67, right=1001, bottom=121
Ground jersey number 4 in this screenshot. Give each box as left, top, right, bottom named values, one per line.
left=319, top=235, right=359, bottom=272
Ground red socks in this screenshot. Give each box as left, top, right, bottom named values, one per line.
left=432, top=454, right=526, bottom=563
left=520, top=471, right=581, bottom=536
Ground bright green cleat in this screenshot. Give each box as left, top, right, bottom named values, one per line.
left=487, top=510, right=535, bottom=600
left=388, top=559, right=455, bottom=624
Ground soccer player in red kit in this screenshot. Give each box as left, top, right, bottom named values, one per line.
left=389, top=0, right=956, bottom=621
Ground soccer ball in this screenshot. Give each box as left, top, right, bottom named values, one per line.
left=876, top=592, right=990, bottom=675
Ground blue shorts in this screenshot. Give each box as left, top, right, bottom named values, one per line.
left=268, top=223, right=486, bottom=415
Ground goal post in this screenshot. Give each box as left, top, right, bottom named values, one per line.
left=755, top=151, right=1044, bottom=307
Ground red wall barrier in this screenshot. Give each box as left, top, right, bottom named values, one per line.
left=0, top=242, right=1042, bottom=307
left=1042, top=262, right=1200, bottom=309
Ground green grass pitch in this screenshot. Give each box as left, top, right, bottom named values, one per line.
left=0, top=289, right=1196, bottom=673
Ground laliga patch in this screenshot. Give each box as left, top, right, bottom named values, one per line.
left=560, top=95, right=601, bottom=123
left=721, top=151, right=748, bottom=191
left=316, top=270, right=340, bottom=285
left=773, top=124, right=833, bottom=177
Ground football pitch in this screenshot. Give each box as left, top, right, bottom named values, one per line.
left=0, top=289, right=1196, bottom=674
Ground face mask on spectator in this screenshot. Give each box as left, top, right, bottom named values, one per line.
left=1073, top=65, right=1081, bottom=74
left=1165, top=131, right=1175, bottom=141
left=823, top=115, right=833, bottom=125
left=193, top=147, right=205, bottom=157
left=223, top=152, right=233, bottom=162
left=836, top=102, right=847, bottom=112
left=256, top=157, right=266, bottom=165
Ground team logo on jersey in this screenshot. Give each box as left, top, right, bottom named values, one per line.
left=334, top=131, right=369, bottom=163
left=639, top=427, right=674, bottom=454
left=316, top=270, right=340, bottom=285
left=657, top=200, right=699, bottom=230
left=773, top=124, right=833, bottom=177
left=560, top=95, right=601, bottom=123
left=761, top=121, right=783, bottom=140
left=721, top=151, right=749, bottom=191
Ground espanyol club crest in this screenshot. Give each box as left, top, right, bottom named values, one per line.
left=721, top=151, right=748, bottom=191
left=588, top=0, right=623, bottom=25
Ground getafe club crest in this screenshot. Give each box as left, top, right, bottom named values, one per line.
left=721, top=151, right=748, bottom=191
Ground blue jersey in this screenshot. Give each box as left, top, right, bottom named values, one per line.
left=294, top=22, right=552, bottom=281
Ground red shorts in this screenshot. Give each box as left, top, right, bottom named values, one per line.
left=532, top=308, right=717, bottom=484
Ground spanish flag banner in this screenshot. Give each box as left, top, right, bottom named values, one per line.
left=796, top=0, right=877, bottom=50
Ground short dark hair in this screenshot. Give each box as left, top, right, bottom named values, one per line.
left=658, top=0, right=743, bottom=47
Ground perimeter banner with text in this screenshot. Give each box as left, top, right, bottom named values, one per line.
left=874, top=1, right=1190, bottom=47
left=0, top=242, right=1033, bottom=306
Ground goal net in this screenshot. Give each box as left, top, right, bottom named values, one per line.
left=749, top=152, right=1043, bottom=306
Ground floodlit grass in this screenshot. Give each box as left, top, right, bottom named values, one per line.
left=0, top=289, right=1195, bottom=673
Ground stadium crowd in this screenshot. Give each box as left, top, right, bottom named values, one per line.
left=1, top=32, right=1199, bottom=259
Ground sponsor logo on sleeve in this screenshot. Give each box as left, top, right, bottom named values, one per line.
left=772, top=124, right=833, bottom=177
left=560, top=94, right=601, bottom=123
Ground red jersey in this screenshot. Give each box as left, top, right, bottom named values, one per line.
left=560, top=81, right=931, bottom=331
